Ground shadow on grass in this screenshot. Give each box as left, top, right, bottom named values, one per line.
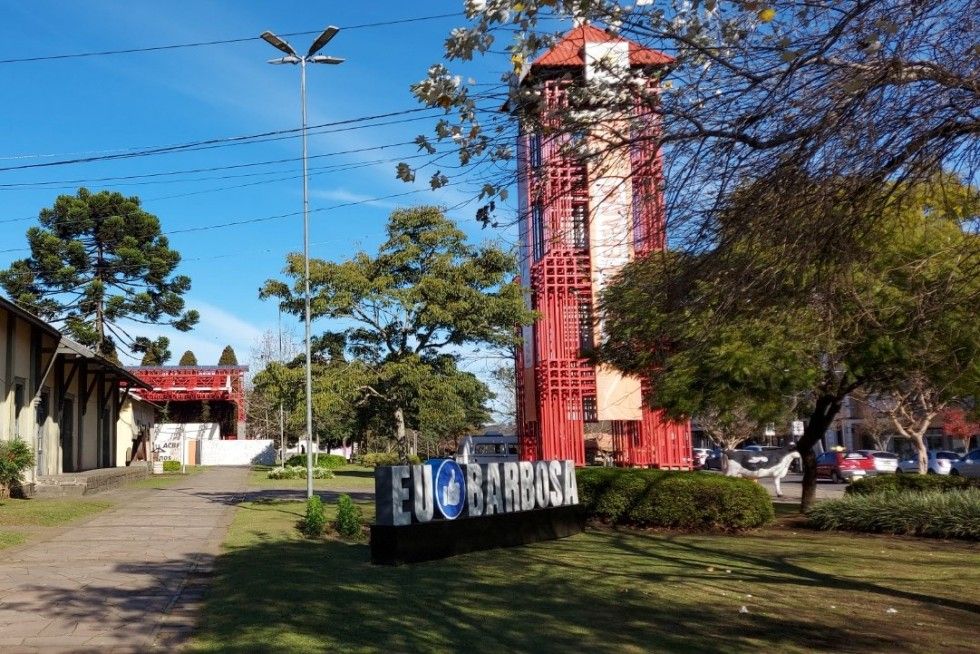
left=186, top=529, right=979, bottom=654
left=333, top=469, right=374, bottom=480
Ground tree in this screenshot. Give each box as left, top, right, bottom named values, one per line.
left=0, top=188, right=198, bottom=357
left=408, top=2, right=976, bottom=256
left=943, top=407, right=980, bottom=453
left=600, top=177, right=980, bottom=510
left=178, top=350, right=198, bottom=366
left=852, top=394, right=897, bottom=452
left=261, top=206, right=533, bottom=460
left=138, top=336, right=171, bottom=366
left=490, top=361, right=518, bottom=425
left=218, top=345, right=239, bottom=366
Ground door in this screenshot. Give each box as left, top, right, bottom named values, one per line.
left=962, top=450, right=980, bottom=479
left=60, top=397, right=75, bottom=473
left=35, top=390, right=50, bottom=476
left=815, top=452, right=833, bottom=479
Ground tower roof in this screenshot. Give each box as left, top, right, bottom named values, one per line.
left=531, top=23, right=673, bottom=69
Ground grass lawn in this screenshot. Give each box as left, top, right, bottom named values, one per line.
left=0, top=498, right=112, bottom=526
left=191, top=500, right=980, bottom=654
left=0, top=530, right=26, bottom=549
left=128, top=465, right=204, bottom=490
left=248, top=464, right=375, bottom=493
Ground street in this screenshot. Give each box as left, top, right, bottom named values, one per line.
left=755, top=473, right=848, bottom=501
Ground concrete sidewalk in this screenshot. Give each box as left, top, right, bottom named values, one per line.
left=0, top=466, right=248, bottom=653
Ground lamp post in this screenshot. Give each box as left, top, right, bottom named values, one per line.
left=261, top=26, right=344, bottom=499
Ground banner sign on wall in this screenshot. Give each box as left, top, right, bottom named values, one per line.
left=376, top=459, right=579, bottom=526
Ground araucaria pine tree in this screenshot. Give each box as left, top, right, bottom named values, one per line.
left=0, top=188, right=198, bottom=358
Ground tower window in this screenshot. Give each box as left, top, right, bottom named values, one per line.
left=578, top=300, right=594, bottom=356
left=532, top=202, right=546, bottom=261
left=529, top=133, right=542, bottom=169
left=583, top=397, right=598, bottom=423
left=572, top=203, right=589, bottom=250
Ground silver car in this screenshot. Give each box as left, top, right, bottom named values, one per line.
left=951, top=450, right=980, bottom=478
left=857, top=450, right=899, bottom=473
left=896, top=450, right=959, bottom=475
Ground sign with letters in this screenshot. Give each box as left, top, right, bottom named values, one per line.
left=376, top=459, right=579, bottom=526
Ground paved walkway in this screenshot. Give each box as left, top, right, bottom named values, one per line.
left=0, top=466, right=248, bottom=653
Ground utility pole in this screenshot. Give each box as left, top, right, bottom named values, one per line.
left=260, top=27, right=344, bottom=499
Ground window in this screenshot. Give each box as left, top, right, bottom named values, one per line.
left=571, top=203, right=589, bottom=250
left=583, top=397, right=598, bottom=423
left=12, top=380, right=25, bottom=437
left=529, top=132, right=542, bottom=168
left=578, top=301, right=595, bottom=356
left=532, top=202, right=546, bottom=261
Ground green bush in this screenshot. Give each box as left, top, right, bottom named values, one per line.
left=357, top=452, right=422, bottom=467
left=162, top=460, right=181, bottom=473
left=577, top=468, right=774, bottom=531
left=335, top=494, right=363, bottom=539
left=807, top=490, right=980, bottom=540
left=284, top=454, right=348, bottom=469
left=0, top=439, right=34, bottom=499
left=302, top=495, right=326, bottom=537
left=267, top=466, right=334, bottom=480
left=846, top=474, right=980, bottom=495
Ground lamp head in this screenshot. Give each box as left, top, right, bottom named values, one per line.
left=260, top=31, right=297, bottom=57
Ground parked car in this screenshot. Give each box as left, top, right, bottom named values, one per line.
left=815, top=450, right=876, bottom=483
left=856, top=450, right=899, bottom=474
left=455, top=434, right=519, bottom=465
left=896, top=450, right=959, bottom=475
left=950, top=449, right=980, bottom=478
left=692, top=448, right=711, bottom=469
left=704, top=449, right=725, bottom=471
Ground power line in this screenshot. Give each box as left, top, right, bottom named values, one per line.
left=0, top=88, right=509, bottom=171
left=0, top=141, right=419, bottom=190
left=0, top=108, right=438, bottom=173
left=0, top=13, right=461, bottom=65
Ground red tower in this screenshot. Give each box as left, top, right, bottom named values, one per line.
left=515, top=24, right=691, bottom=468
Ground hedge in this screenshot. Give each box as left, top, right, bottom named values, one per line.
left=357, top=452, right=422, bottom=467
left=846, top=474, right=980, bottom=496
left=162, top=460, right=181, bottom=473
left=577, top=468, right=774, bottom=531
left=284, top=454, right=348, bottom=469
left=807, top=490, right=980, bottom=540
left=267, top=466, right=334, bottom=480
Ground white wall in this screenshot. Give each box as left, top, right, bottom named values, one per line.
left=200, top=439, right=275, bottom=466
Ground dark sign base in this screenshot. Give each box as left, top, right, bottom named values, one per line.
left=371, top=505, right=587, bottom=565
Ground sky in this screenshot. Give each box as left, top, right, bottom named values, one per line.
left=0, top=1, right=525, bottom=389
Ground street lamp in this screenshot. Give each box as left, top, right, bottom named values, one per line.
left=261, top=26, right=344, bottom=499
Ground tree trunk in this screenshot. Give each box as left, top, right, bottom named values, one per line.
left=394, top=406, right=408, bottom=462
left=912, top=433, right=928, bottom=474
left=796, top=393, right=844, bottom=512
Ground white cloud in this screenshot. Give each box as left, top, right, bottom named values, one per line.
left=116, top=297, right=264, bottom=367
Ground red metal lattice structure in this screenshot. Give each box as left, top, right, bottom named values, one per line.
left=127, top=366, right=247, bottom=439
left=514, top=24, right=691, bottom=468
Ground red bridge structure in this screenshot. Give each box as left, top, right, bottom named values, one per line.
left=513, top=24, right=692, bottom=468
left=127, top=365, right=248, bottom=439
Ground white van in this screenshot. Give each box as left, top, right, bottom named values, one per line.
left=456, top=434, right=519, bottom=465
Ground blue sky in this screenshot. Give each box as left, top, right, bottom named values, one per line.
left=0, top=1, right=523, bottom=377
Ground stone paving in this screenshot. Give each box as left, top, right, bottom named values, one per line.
left=0, top=466, right=248, bottom=653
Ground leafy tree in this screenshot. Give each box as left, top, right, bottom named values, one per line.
left=408, top=2, right=975, bottom=259
left=943, top=407, right=980, bottom=453
left=218, top=345, right=239, bottom=366
left=600, top=177, right=980, bottom=510
left=138, top=336, right=171, bottom=366
left=178, top=350, right=198, bottom=366
left=0, top=188, right=198, bottom=357
left=261, top=206, right=533, bottom=460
